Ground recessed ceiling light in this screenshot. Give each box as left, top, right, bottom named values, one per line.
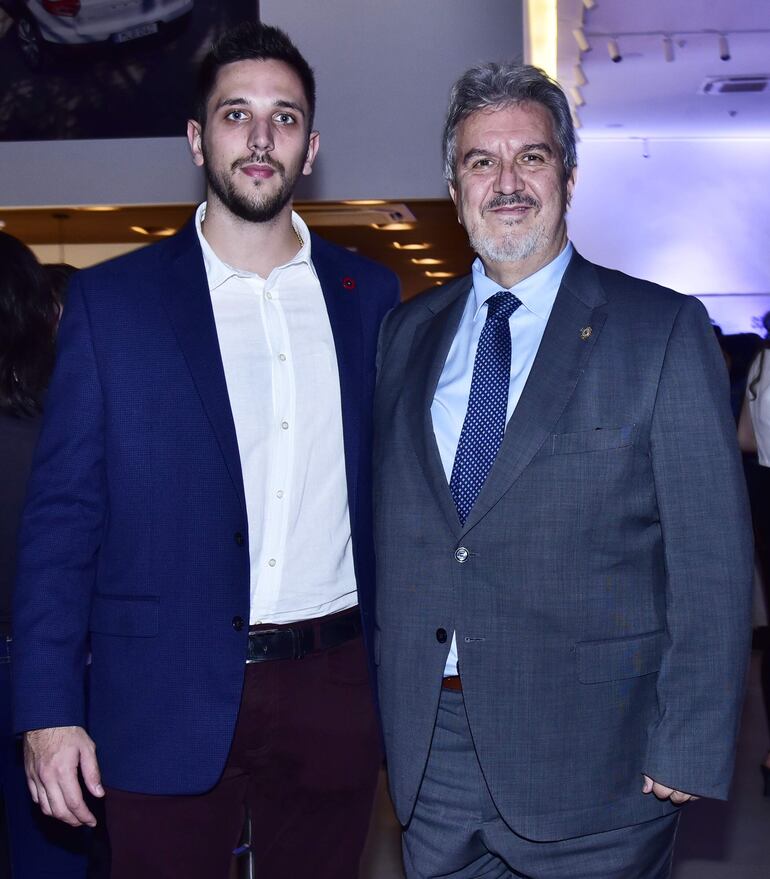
left=410, top=258, right=444, bottom=266
left=371, top=223, right=415, bottom=231
left=130, top=225, right=177, bottom=237
left=342, top=199, right=387, bottom=205
left=424, top=271, right=455, bottom=278
left=392, top=242, right=431, bottom=251
left=81, top=205, right=119, bottom=212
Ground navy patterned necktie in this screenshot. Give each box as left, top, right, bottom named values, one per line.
left=449, top=291, right=522, bottom=525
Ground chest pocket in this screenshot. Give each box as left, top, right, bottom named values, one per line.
left=544, top=425, right=634, bottom=456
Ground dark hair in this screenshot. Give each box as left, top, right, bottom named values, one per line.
left=0, top=233, right=62, bottom=416
left=442, top=62, right=576, bottom=185
left=194, top=21, right=316, bottom=132
left=44, top=263, right=78, bottom=308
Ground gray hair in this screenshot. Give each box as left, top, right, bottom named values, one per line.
left=442, top=62, right=577, bottom=185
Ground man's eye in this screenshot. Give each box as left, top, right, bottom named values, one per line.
left=275, top=113, right=295, bottom=124
left=472, top=158, right=493, bottom=169
left=226, top=110, right=248, bottom=122
left=521, top=153, right=544, bottom=163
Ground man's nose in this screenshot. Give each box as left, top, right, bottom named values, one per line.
left=494, top=163, right=524, bottom=195
left=247, top=119, right=274, bottom=153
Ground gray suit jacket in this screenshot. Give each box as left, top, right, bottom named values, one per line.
left=373, top=249, right=753, bottom=841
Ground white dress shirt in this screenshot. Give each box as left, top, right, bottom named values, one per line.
left=195, top=204, right=357, bottom=624
left=431, top=243, right=573, bottom=675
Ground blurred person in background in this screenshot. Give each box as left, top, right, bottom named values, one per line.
left=738, top=310, right=770, bottom=795
left=0, top=232, right=88, bottom=877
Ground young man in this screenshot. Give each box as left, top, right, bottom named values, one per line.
left=14, top=22, right=398, bottom=879
left=374, top=62, right=752, bottom=878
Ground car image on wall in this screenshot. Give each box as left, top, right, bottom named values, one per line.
left=7, top=0, right=195, bottom=69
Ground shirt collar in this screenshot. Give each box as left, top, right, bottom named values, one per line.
left=194, top=202, right=316, bottom=292
left=470, top=241, right=573, bottom=322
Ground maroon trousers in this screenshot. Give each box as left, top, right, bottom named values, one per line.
left=104, top=630, right=381, bottom=879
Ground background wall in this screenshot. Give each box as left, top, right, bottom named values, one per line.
left=568, top=138, right=770, bottom=332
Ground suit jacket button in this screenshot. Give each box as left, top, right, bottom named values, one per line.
left=234, top=532, right=245, bottom=547
left=232, top=616, right=245, bottom=631
left=436, top=628, right=447, bottom=643
left=454, top=546, right=469, bottom=563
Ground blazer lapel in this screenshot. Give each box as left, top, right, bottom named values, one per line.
left=160, top=222, right=246, bottom=515
left=402, top=277, right=472, bottom=538
left=462, top=251, right=608, bottom=532
left=311, top=236, right=365, bottom=527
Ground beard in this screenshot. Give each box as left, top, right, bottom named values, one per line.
left=203, top=146, right=304, bottom=224
left=466, top=193, right=552, bottom=265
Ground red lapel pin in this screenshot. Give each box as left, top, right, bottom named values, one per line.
left=342, top=276, right=356, bottom=290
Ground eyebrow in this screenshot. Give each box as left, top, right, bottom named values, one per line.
left=215, top=97, right=306, bottom=117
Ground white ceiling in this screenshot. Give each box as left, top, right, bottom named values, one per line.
left=558, top=0, right=770, bottom=139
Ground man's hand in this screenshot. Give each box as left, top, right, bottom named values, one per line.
left=642, top=774, right=698, bottom=805
left=23, top=726, right=104, bottom=827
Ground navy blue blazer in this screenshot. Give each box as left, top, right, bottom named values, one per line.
left=12, top=220, right=399, bottom=794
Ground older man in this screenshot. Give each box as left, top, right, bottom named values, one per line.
left=373, top=63, right=752, bottom=878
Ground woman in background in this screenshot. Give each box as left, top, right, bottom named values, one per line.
left=738, top=310, right=770, bottom=796
left=0, top=232, right=89, bottom=877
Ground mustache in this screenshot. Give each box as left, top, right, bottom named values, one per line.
left=231, top=153, right=285, bottom=174
left=483, top=193, right=539, bottom=211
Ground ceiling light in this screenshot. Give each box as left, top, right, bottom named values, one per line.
left=526, top=0, right=558, bottom=80
left=371, top=222, right=415, bottom=231
left=607, top=39, right=622, bottom=63
left=570, top=86, right=585, bottom=107
left=81, top=205, right=119, bottom=212
left=582, top=0, right=596, bottom=8
left=341, top=199, right=387, bottom=205
left=424, top=271, right=455, bottom=279
left=662, top=36, right=674, bottom=62
left=574, top=63, right=587, bottom=86
left=392, top=242, right=431, bottom=251
left=572, top=28, right=590, bottom=52
left=130, top=225, right=177, bottom=237
left=719, top=34, right=730, bottom=62
left=410, top=258, right=444, bottom=266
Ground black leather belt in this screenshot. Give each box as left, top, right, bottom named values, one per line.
left=246, top=608, right=361, bottom=663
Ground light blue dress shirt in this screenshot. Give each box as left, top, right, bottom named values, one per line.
left=431, top=242, right=574, bottom=676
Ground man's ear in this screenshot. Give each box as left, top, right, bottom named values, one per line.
left=565, top=166, right=577, bottom=209
left=302, top=130, right=320, bottom=176
left=448, top=182, right=463, bottom=225
left=187, top=120, right=204, bottom=168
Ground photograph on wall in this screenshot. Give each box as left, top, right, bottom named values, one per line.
left=0, top=0, right=258, bottom=141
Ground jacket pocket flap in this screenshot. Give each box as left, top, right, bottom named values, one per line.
left=548, top=425, right=634, bottom=456
left=89, top=594, right=159, bottom=637
left=576, top=630, right=664, bottom=683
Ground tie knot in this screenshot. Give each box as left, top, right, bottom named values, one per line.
left=485, top=291, right=521, bottom=322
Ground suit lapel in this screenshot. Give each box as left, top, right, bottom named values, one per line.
left=462, top=250, right=608, bottom=532
left=160, top=222, right=246, bottom=515
left=402, top=277, right=472, bottom=538
left=311, top=235, right=365, bottom=526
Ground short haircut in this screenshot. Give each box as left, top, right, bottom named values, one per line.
left=194, top=21, right=316, bottom=131
left=442, top=62, right=576, bottom=185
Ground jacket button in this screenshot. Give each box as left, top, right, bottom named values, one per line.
left=234, top=532, right=245, bottom=547
left=232, top=616, right=245, bottom=631
left=436, top=628, right=447, bottom=643
left=454, top=546, right=469, bottom=563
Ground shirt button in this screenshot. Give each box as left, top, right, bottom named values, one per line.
left=232, top=616, right=245, bottom=631
left=268, top=558, right=277, bottom=567
left=276, top=490, right=284, bottom=499
left=281, top=421, right=289, bottom=430
left=278, top=353, right=287, bottom=362
left=436, top=628, right=448, bottom=643
left=266, top=291, right=273, bottom=300
left=455, top=547, right=469, bottom=563
left=234, top=532, right=245, bottom=547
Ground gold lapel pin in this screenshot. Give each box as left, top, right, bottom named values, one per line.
left=580, top=326, right=593, bottom=341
